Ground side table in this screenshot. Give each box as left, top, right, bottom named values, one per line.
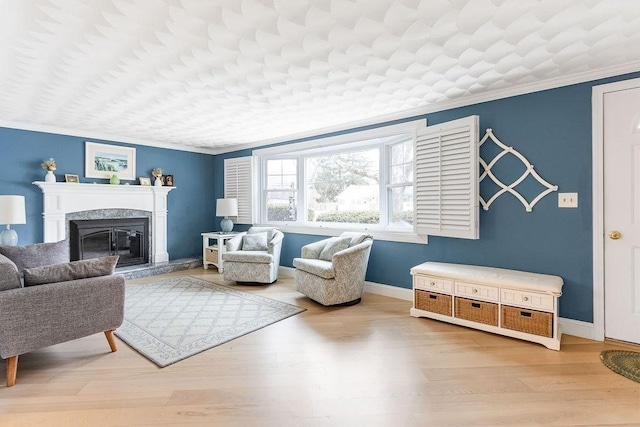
left=201, top=232, right=239, bottom=273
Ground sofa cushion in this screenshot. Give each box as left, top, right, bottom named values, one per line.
left=293, top=258, right=335, bottom=279
left=23, top=256, right=119, bottom=287
left=339, top=232, right=372, bottom=246
left=241, top=232, right=268, bottom=251
left=223, top=251, right=273, bottom=264
left=318, top=236, right=351, bottom=261
left=248, top=227, right=277, bottom=242
left=0, top=253, right=22, bottom=291
left=0, top=239, right=69, bottom=275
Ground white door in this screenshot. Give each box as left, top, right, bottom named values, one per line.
left=604, top=85, right=640, bottom=344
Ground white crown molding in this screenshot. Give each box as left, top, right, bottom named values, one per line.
left=2, top=63, right=639, bottom=156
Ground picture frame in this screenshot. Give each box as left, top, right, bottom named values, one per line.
left=139, top=177, right=152, bottom=186
left=65, top=174, right=80, bottom=183
left=85, top=142, right=136, bottom=180
left=164, top=174, right=174, bottom=186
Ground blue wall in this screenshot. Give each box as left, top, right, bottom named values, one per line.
left=214, top=72, right=640, bottom=323
left=0, top=129, right=216, bottom=259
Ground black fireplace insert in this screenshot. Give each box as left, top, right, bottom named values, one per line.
left=69, top=218, right=149, bottom=268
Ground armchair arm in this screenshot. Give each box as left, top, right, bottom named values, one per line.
left=267, top=231, right=283, bottom=254
left=301, top=239, right=330, bottom=259
left=332, top=240, right=373, bottom=282
left=226, top=232, right=246, bottom=252
left=0, top=274, right=125, bottom=359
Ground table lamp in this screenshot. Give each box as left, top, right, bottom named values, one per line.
left=0, top=195, right=26, bottom=246
left=216, top=198, right=238, bottom=233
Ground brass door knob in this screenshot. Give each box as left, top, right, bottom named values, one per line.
left=609, top=231, right=622, bottom=240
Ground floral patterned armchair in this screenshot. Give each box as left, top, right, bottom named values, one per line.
left=293, top=232, right=373, bottom=306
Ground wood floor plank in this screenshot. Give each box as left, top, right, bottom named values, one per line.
left=0, top=269, right=638, bottom=426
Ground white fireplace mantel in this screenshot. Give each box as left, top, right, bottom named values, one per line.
left=33, top=182, right=175, bottom=263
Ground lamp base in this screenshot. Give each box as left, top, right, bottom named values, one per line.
left=220, top=217, right=234, bottom=233
left=0, top=226, right=18, bottom=246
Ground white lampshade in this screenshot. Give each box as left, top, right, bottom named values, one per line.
left=0, top=195, right=26, bottom=225
left=216, top=198, right=238, bottom=217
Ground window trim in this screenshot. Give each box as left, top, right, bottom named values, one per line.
left=254, top=120, right=427, bottom=243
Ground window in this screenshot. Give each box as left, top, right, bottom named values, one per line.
left=253, top=117, right=479, bottom=243
left=265, top=158, right=298, bottom=221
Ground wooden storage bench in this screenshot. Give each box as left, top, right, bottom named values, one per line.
left=410, top=262, right=563, bottom=350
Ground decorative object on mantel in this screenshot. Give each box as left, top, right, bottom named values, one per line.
left=85, top=141, right=136, bottom=181
left=151, top=168, right=163, bottom=186
left=0, top=195, right=26, bottom=246
left=216, top=198, right=238, bottom=232
left=115, top=276, right=305, bottom=367
left=479, top=128, right=558, bottom=212
left=139, top=177, right=151, bottom=186
left=109, top=174, right=120, bottom=185
left=41, top=158, right=56, bottom=182
left=65, top=174, right=79, bottom=183
left=163, top=174, right=174, bottom=186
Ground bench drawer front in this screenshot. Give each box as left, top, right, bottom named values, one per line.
left=414, top=275, right=453, bottom=294
left=415, top=289, right=452, bottom=316
left=501, top=289, right=554, bottom=311
left=502, top=305, right=553, bottom=337
left=455, top=281, right=499, bottom=302
left=455, top=297, right=498, bottom=326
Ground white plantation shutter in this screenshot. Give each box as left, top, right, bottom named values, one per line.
left=224, top=157, right=253, bottom=224
left=414, top=115, right=479, bottom=239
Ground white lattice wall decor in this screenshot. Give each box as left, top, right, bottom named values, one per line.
left=479, top=129, right=558, bottom=212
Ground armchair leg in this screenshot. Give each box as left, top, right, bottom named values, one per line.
left=104, top=330, right=118, bottom=352
left=6, top=356, right=17, bottom=387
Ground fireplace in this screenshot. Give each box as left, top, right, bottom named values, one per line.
left=70, top=218, right=150, bottom=268
left=34, top=182, right=174, bottom=264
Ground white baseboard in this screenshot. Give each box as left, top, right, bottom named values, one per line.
left=281, top=268, right=597, bottom=341
left=558, top=317, right=598, bottom=341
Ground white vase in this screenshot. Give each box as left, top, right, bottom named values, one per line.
left=154, top=177, right=162, bottom=186
left=45, top=170, right=56, bottom=183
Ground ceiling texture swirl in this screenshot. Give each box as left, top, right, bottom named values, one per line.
left=0, top=0, right=639, bottom=153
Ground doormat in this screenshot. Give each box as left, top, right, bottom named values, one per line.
left=115, top=276, right=305, bottom=367
left=600, top=350, right=640, bottom=383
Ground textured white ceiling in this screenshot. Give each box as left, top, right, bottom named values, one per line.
left=0, top=0, right=639, bottom=153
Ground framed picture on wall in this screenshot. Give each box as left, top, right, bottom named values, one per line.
left=85, top=141, right=136, bottom=180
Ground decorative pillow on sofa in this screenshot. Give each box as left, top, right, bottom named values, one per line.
left=0, top=239, right=69, bottom=275
left=241, top=232, right=268, bottom=251
left=248, top=227, right=276, bottom=242
left=23, top=256, right=119, bottom=287
left=319, top=236, right=351, bottom=261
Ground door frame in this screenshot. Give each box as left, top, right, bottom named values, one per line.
left=592, top=77, right=640, bottom=341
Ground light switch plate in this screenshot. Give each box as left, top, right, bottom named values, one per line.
left=558, top=192, right=578, bottom=208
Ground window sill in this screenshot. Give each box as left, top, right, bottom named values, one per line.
left=254, top=223, right=428, bottom=244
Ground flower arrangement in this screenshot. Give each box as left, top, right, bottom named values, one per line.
left=41, top=158, right=56, bottom=171
left=151, top=168, right=163, bottom=178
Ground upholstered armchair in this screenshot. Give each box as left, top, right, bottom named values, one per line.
left=0, top=241, right=125, bottom=387
left=293, top=232, right=373, bottom=306
left=222, top=227, right=283, bottom=284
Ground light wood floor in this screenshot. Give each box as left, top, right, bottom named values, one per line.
left=1, top=269, right=638, bottom=426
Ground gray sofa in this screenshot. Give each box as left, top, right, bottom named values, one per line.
left=293, top=232, right=373, bottom=306
left=0, top=240, right=124, bottom=387
left=223, top=227, right=283, bottom=284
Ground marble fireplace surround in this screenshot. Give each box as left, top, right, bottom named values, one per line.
left=33, top=182, right=175, bottom=264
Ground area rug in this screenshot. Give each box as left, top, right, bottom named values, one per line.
left=115, top=276, right=305, bottom=367
left=600, top=350, right=640, bottom=383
